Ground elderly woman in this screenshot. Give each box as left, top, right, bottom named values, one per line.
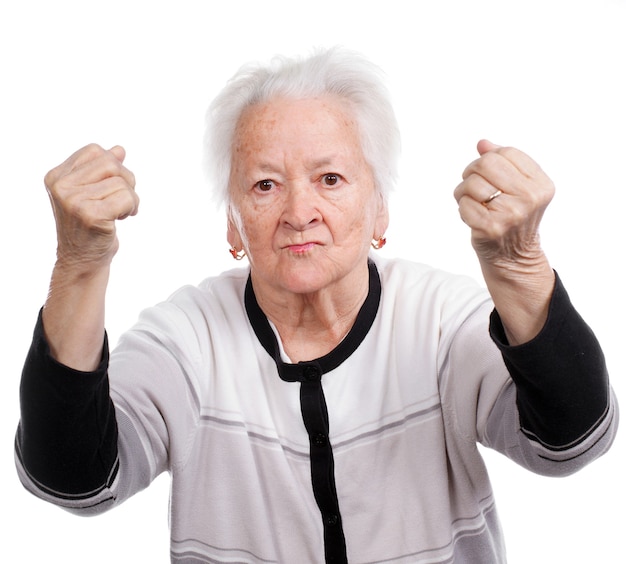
left=16, top=48, right=617, bottom=563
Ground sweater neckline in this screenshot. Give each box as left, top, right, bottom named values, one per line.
left=244, top=260, right=382, bottom=382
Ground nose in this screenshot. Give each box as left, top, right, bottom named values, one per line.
left=281, top=182, right=322, bottom=231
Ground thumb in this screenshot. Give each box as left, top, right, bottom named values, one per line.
left=477, top=139, right=500, bottom=156
left=109, top=145, right=126, bottom=163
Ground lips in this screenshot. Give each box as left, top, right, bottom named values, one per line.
left=286, top=242, right=317, bottom=253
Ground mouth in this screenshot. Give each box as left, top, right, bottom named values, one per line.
left=286, top=242, right=317, bottom=254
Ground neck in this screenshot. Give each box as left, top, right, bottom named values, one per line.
left=251, top=262, right=371, bottom=362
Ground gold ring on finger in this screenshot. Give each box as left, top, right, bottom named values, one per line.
left=482, top=189, right=503, bottom=205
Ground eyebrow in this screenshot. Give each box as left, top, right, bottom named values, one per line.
left=308, top=157, right=337, bottom=169
left=255, top=163, right=281, bottom=173
left=249, top=154, right=346, bottom=176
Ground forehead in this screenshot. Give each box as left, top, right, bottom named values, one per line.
left=232, top=96, right=363, bottom=158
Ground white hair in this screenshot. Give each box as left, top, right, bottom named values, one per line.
left=203, top=47, right=401, bottom=208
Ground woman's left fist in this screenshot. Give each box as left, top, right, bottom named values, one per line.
left=454, top=140, right=555, bottom=267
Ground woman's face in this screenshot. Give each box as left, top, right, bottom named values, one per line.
left=227, top=96, right=388, bottom=297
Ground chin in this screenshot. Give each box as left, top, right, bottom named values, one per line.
left=251, top=253, right=364, bottom=296
left=273, top=258, right=342, bottom=294
left=278, top=271, right=331, bottom=295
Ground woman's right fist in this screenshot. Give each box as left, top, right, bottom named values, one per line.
left=44, top=144, right=139, bottom=270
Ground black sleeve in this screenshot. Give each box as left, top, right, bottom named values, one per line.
left=489, top=272, right=611, bottom=448
left=15, top=309, right=119, bottom=496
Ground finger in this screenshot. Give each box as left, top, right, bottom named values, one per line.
left=97, top=182, right=140, bottom=221
left=454, top=174, right=508, bottom=206
left=108, top=145, right=126, bottom=163
left=457, top=193, right=510, bottom=241
left=462, top=149, right=519, bottom=184
left=52, top=151, right=136, bottom=196
left=497, top=146, right=547, bottom=180
left=46, top=144, right=132, bottom=187
left=467, top=142, right=546, bottom=183
left=477, top=139, right=500, bottom=156
left=72, top=148, right=135, bottom=187
left=457, top=193, right=492, bottom=231
left=79, top=176, right=139, bottom=213
left=64, top=178, right=140, bottom=226
left=56, top=144, right=111, bottom=175
left=45, top=144, right=99, bottom=188
left=461, top=151, right=539, bottom=207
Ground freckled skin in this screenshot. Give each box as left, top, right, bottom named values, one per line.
left=227, top=96, right=388, bottom=303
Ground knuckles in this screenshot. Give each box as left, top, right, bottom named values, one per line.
left=45, top=144, right=138, bottom=242
left=42, top=144, right=137, bottom=265
left=458, top=144, right=554, bottom=263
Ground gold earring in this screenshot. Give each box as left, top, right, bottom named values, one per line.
left=371, top=236, right=387, bottom=250
left=229, top=246, right=246, bottom=260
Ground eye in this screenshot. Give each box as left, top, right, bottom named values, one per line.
left=321, top=173, right=341, bottom=187
left=255, top=179, right=275, bottom=192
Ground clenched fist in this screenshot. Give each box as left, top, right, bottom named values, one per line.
left=45, top=143, right=139, bottom=271
left=454, top=139, right=554, bottom=269
left=454, top=140, right=556, bottom=344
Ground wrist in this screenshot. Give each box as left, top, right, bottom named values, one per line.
left=480, top=256, right=555, bottom=346
left=42, top=261, right=110, bottom=371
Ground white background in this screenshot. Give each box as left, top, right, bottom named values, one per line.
left=1, top=1, right=624, bottom=562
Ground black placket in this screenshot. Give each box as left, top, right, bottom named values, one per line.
left=244, top=261, right=381, bottom=564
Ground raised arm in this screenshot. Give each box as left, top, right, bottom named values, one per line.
left=454, top=140, right=617, bottom=469
left=454, top=139, right=555, bottom=345
left=42, top=144, right=139, bottom=370
left=16, top=144, right=138, bottom=505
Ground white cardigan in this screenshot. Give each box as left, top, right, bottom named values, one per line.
left=16, top=256, right=618, bottom=563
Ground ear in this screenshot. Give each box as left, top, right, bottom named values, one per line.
left=227, top=207, right=244, bottom=250
left=373, top=194, right=390, bottom=239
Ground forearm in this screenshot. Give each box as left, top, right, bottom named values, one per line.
left=39, top=143, right=137, bottom=371
left=489, top=272, right=613, bottom=447
left=480, top=252, right=555, bottom=346
left=16, top=310, right=118, bottom=497
left=456, top=141, right=558, bottom=346
left=42, top=260, right=110, bottom=371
